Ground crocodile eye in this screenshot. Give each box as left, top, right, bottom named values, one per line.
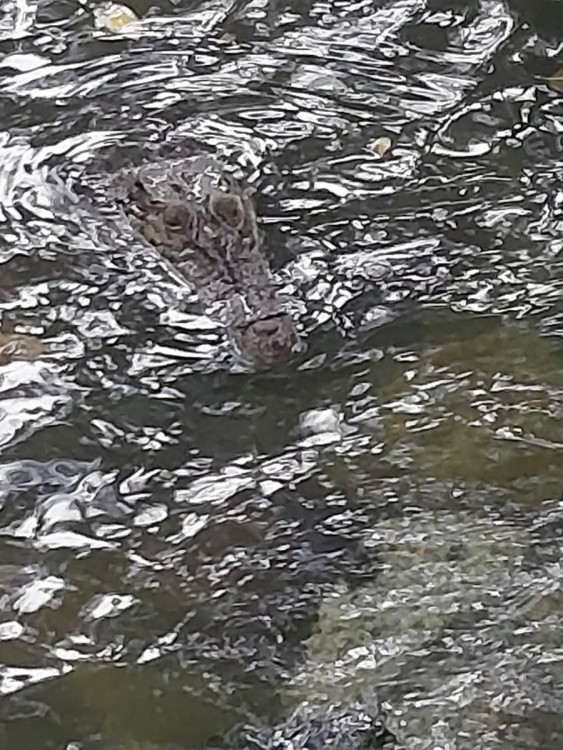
left=163, top=203, right=191, bottom=229
left=209, top=191, right=246, bottom=229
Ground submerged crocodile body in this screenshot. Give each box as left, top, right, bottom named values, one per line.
left=113, top=155, right=300, bottom=365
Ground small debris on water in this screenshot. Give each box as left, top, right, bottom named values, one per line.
left=367, top=136, right=392, bottom=158
left=547, top=67, right=563, bottom=92
left=93, top=2, right=139, bottom=33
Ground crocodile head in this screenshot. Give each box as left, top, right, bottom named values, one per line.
left=119, top=157, right=302, bottom=365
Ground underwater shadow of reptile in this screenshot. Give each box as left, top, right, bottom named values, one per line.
left=109, top=154, right=302, bottom=366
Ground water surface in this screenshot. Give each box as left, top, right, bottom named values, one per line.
left=1, top=0, right=563, bottom=747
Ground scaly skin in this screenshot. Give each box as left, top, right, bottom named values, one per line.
left=114, top=155, right=299, bottom=365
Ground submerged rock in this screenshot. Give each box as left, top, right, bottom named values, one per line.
left=225, top=702, right=397, bottom=750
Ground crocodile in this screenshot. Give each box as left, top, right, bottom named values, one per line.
left=111, top=155, right=300, bottom=365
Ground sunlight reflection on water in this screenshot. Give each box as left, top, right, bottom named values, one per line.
left=0, top=0, right=563, bottom=746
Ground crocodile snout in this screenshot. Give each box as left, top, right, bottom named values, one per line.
left=233, top=313, right=300, bottom=365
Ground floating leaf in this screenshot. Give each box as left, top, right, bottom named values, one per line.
left=93, top=2, right=138, bottom=33
left=368, top=136, right=392, bottom=158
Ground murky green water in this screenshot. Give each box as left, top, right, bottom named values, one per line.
left=1, top=0, right=563, bottom=747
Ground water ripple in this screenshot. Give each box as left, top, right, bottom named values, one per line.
left=1, top=0, right=563, bottom=746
